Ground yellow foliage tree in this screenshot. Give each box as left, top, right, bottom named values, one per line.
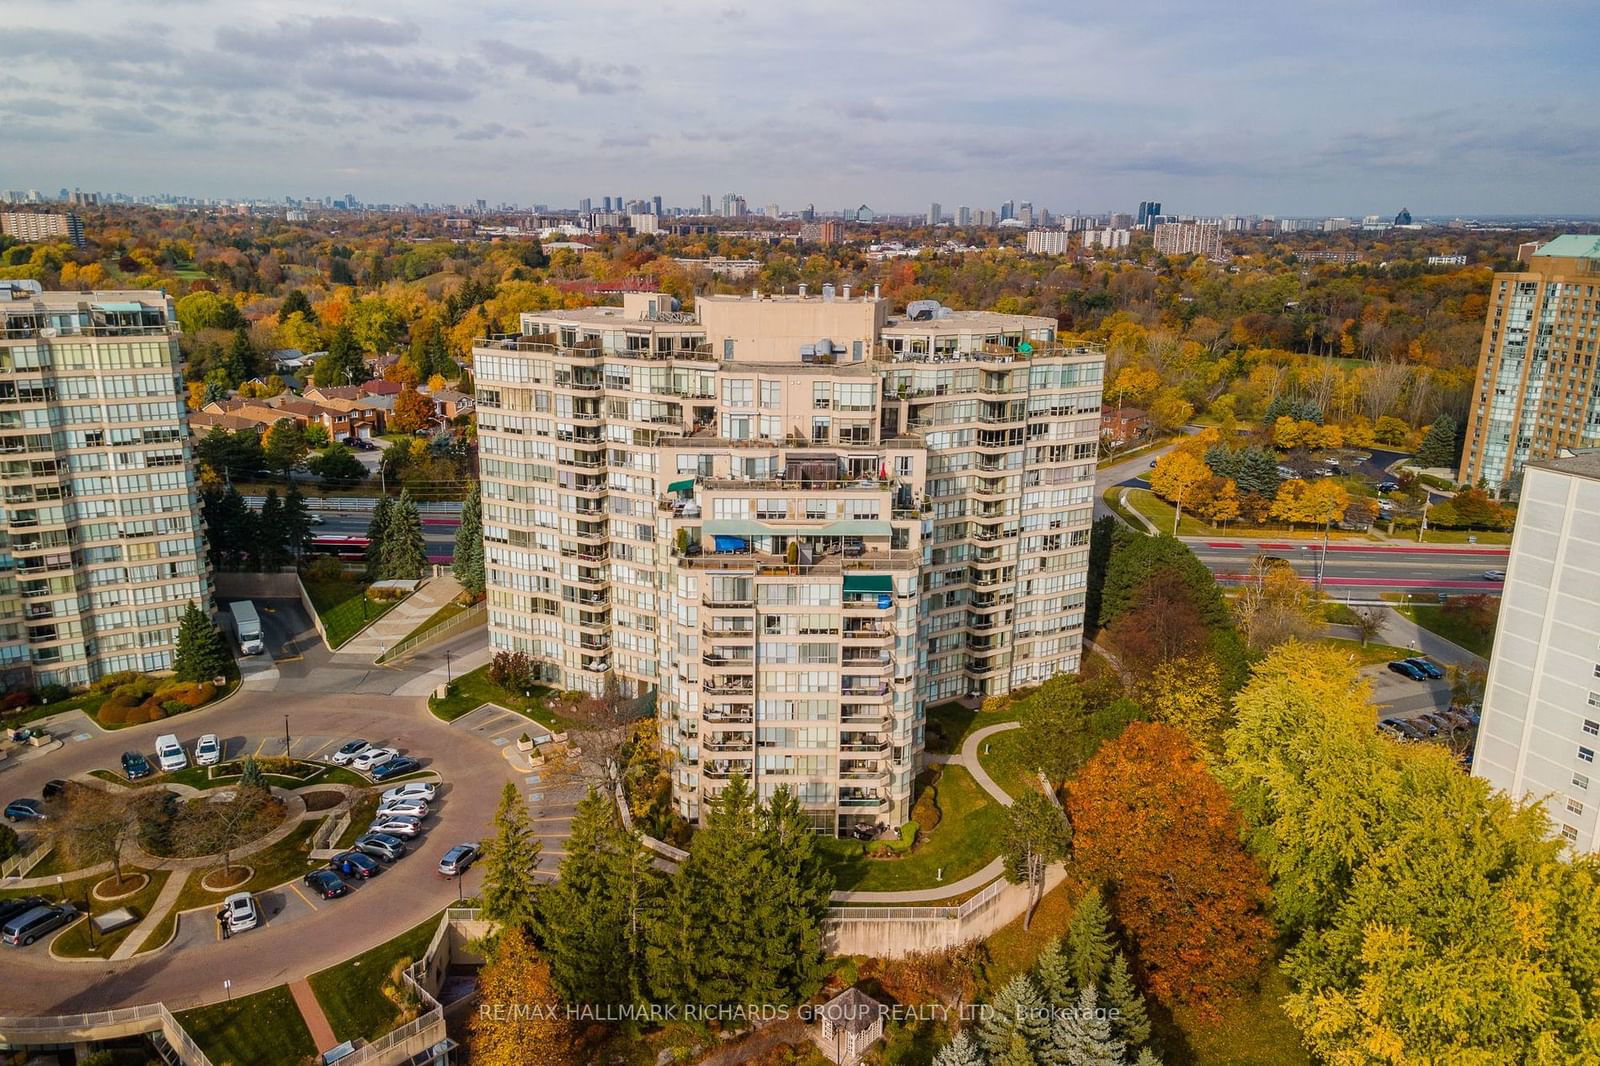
left=1198, top=478, right=1241, bottom=526
left=470, top=928, right=580, bottom=1066
left=1110, top=365, right=1161, bottom=408
left=1149, top=387, right=1196, bottom=433
left=1148, top=450, right=1211, bottom=534
left=1138, top=656, right=1227, bottom=754
left=1272, top=416, right=1304, bottom=450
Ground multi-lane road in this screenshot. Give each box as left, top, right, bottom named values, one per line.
left=312, top=511, right=460, bottom=563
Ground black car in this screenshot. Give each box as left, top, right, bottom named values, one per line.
left=1405, top=657, right=1445, bottom=680
left=329, top=851, right=380, bottom=879
left=1377, top=481, right=1399, bottom=493
left=0, top=896, right=49, bottom=926
left=1387, top=660, right=1427, bottom=681
left=370, top=756, right=421, bottom=782
left=121, top=752, right=153, bottom=780
left=303, top=870, right=350, bottom=899
left=1387, top=719, right=1427, bottom=740
left=41, top=780, right=67, bottom=802
left=4, top=799, right=44, bottom=822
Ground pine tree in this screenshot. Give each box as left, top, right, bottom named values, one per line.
left=932, top=1031, right=986, bottom=1066
left=1234, top=447, right=1282, bottom=497
left=258, top=490, right=290, bottom=570
left=239, top=757, right=265, bottom=790
left=222, top=326, right=257, bottom=386
left=365, top=495, right=395, bottom=580
left=282, top=483, right=314, bottom=560
left=279, top=289, right=316, bottom=324
left=1034, top=936, right=1076, bottom=1010
left=173, top=601, right=228, bottom=682
left=1416, top=414, right=1460, bottom=469
left=1104, top=952, right=1151, bottom=1050
left=536, top=788, right=663, bottom=1009
left=996, top=1031, right=1040, bottom=1066
left=453, top=481, right=485, bottom=596
left=1042, top=986, right=1123, bottom=1066
left=481, top=781, right=541, bottom=932
left=980, top=973, right=1051, bottom=1060
left=647, top=776, right=775, bottom=1009
left=1132, top=1051, right=1162, bottom=1066
left=753, top=787, right=833, bottom=1002
left=1063, top=888, right=1115, bottom=991
left=381, top=491, right=427, bottom=580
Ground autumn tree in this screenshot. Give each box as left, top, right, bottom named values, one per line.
left=1066, top=721, right=1274, bottom=1015
left=470, top=927, right=581, bottom=1066
left=1232, top=555, right=1321, bottom=651
left=392, top=387, right=434, bottom=434
left=1135, top=654, right=1228, bottom=753
left=51, top=786, right=139, bottom=888
left=1147, top=449, right=1210, bottom=534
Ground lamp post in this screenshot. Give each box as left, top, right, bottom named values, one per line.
left=444, top=650, right=453, bottom=684
left=283, top=714, right=291, bottom=759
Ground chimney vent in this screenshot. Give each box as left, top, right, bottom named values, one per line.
left=799, top=283, right=807, bottom=296
left=822, top=283, right=835, bottom=302
left=842, top=284, right=851, bottom=300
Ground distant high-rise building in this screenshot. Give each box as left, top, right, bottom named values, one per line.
left=1152, top=221, right=1222, bottom=258
left=1459, top=235, right=1600, bottom=495
left=957, top=206, right=971, bottom=226
left=1471, top=451, right=1600, bottom=849
left=800, top=204, right=816, bottom=222
left=799, top=220, right=841, bottom=245
left=855, top=204, right=875, bottom=223
left=652, top=195, right=664, bottom=216
left=0, top=211, right=85, bottom=248
left=1017, top=202, right=1034, bottom=226
left=765, top=202, right=780, bottom=218
left=1024, top=230, right=1069, bottom=255
left=1394, top=207, right=1413, bottom=225
left=701, top=194, right=713, bottom=215
left=1136, top=200, right=1163, bottom=229
left=630, top=213, right=660, bottom=235
left=603, top=196, right=613, bottom=212
left=927, top=202, right=941, bottom=226
left=1082, top=228, right=1131, bottom=251
left=579, top=198, right=592, bottom=213
left=1000, top=200, right=1016, bottom=222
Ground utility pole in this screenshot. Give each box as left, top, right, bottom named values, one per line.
left=283, top=714, right=291, bottom=758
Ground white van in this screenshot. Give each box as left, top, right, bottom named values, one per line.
left=154, top=734, right=188, bottom=773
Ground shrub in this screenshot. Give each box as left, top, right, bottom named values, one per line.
left=0, top=690, right=31, bottom=713
left=303, top=555, right=344, bottom=582
left=37, top=683, right=69, bottom=704
left=96, top=702, right=131, bottom=727
left=151, top=681, right=215, bottom=708
left=911, top=771, right=942, bottom=834
left=489, top=649, right=535, bottom=692
left=161, top=700, right=188, bottom=716
left=92, top=670, right=143, bottom=694
left=892, top=821, right=919, bottom=853
left=0, top=822, right=19, bottom=862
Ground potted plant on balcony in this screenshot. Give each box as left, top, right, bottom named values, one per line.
left=785, top=541, right=800, bottom=568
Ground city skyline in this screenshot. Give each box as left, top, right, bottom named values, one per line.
left=6, top=1, right=1600, bottom=216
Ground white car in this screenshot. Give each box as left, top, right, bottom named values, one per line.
left=194, top=734, right=221, bottom=767
left=376, top=799, right=429, bottom=819
left=380, top=782, right=437, bottom=805
left=350, top=747, right=399, bottom=772
left=367, top=814, right=423, bottom=838
left=329, top=740, right=372, bottom=766
left=220, top=892, right=259, bottom=934
left=154, top=734, right=187, bottom=773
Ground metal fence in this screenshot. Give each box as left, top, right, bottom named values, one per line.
left=376, top=602, right=486, bottom=665
left=244, top=496, right=461, bottom=515
left=828, top=877, right=1006, bottom=922
left=0, top=1003, right=214, bottom=1066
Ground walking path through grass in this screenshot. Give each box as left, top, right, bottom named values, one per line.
left=289, top=978, right=339, bottom=1054
left=334, top=574, right=464, bottom=659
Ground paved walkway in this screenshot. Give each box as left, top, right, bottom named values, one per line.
left=1373, top=606, right=1487, bottom=670
left=830, top=720, right=1021, bottom=904
left=335, top=574, right=465, bottom=660
left=289, top=977, right=340, bottom=1053
left=111, top=870, right=190, bottom=961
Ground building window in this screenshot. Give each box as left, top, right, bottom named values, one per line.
left=1586, top=720, right=1600, bottom=737
left=1562, top=825, right=1579, bottom=843
left=1590, top=692, right=1600, bottom=709
left=1580, top=747, right=1595, bottom=764
left=1568, top=798, right=1585, bottom=816
left=1575, top=773, right=1590, bottom=791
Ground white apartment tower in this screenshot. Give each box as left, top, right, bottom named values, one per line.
left=0, top=283, right=210, bottom=691
left=1473, top=452, right=1600, bottom=848
left=473, top=291, right=1104, bottom=832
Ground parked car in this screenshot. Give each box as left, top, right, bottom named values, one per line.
left=350, top=747, right=399, bottom=772
left=1438, top=709, right=1473, bottom=729
left=40, top=779, right=67, bottom=803
left=1378, top=720, right=1407, bottom=740
left=195, top=734, right=221, bottom=767
left=330, top=740, right=372, bottom=766
left=437, top=843, right=480, bottom=877
left=380, top=782, right=437, bottom=805
left=1377, top=481, right=1400, bottom=493
left=1387, top=660, right=1428, bottom=681
left=329, top=851, right=381, bottom=879
left=4, top=798, right=44, bottom=822
left=354, top=833, right=407, bottom=862
left=121, top=752, right=153, bottom=780
left=0, top=896, right=49, bottom=926
left=303, top=870, right=350, bottom=899
left=1406, top=657, right=1445, bottom=680
left=154, top=734, right=187, bottom=773
left=220, top=892, right=260, bottom=934
left=376, top=799, right=429, bottom=819
left=1481, top=569, right=1507, bottom=581
left=1, top=904, right=75, bottom=947
left=1386, top=718, right=1427, bottom=740
left=371, top=757, right=422, bottom=782
left=367, top=814, right=423, bottom=838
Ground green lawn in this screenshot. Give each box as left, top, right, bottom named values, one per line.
left=1418, top=529, right=1511, bottom=545
left=1101, top=486, right=1149, bottom=531
left=1317, top=637, right=1416, bottom=666
left=824, top=765, right=1005, bottom=893
left=1397, top=602, right=1497, bottom=658
left=1321, top=602, right=1361, bottom=625
left=975, top=727, right=1041, bottom=801
left=301, top=577, right=398, bottom=649
left=1125, top=489, right=1376, bottom=541
left=1163, top=963, right=1312, bottom=1066
left=427, top=663, right=556, bottom=726
left=309, top=910, right=442, bottom=1044
left=924, top=700, right=1021, bottom=756
left=52, top=870, right=172, bottom=960
left=177, top=984, right=317, bottom=1066
left=1096, top=436, right=1175, bottom=469
left=383, top=598, right=471, bottom=659
left=336, top=794, right=380, bottom=850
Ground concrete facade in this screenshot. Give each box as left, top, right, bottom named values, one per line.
left=0, top=283, right=209, bottom=690
left=1473, top=452, right=1600, bottom=849
left=473, top=292, right=1103, bottom=833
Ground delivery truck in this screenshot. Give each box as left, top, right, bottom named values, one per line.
left=228, top=600, right=265, bottom=656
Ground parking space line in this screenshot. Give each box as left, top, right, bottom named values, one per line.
left=288, top=883, right=319, bottom=911
left=306, top=737, right=340, bottom=759
left=253, top=737, right=270, bottom=757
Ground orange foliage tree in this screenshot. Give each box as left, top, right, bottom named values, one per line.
left=1065, top=721, right=1274, bottom=1017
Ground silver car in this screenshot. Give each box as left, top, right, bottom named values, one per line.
left=376, top=798, right=429, bottom=819
left=380, top=782, right=437, bottom=805
left=367, top=814, right=423, bottom=838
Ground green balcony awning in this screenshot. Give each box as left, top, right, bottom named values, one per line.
left=667, top=478, right=695, bottom=495
left=703, top=519, right=771, bottom=537
left=92, top=302, right=146, bottom=313
left=843, top=574, right=894, bottom=594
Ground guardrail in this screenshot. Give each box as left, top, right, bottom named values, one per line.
left=376, top=602, right=487, bottom=665
left=0, top=1003, right=214, bottom=1066
left=0, top=840, right=53, bottom=879
left=828, top=877, right=1006, bottom=922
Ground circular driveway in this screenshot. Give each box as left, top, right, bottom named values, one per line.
left=0, top=630, right=515, bottom=1015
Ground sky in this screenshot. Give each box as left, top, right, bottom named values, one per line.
left=5, top=0, right=1599, bottom=217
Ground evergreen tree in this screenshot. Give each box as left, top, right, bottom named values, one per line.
left=239, top=757, right=265, bottom=790
left=537, top=788, right=663, bottom=1009
left=481, top=781, right=542, bottom=932
left=222, top=326, right=258, bottom=386
left=1063, top=888, right=1115, bottom=991
left=173, top=601, right=228, bottom=682
left=1132, top=1050, right=1162, bottom=1066
left=979, top=973, right=1051, bottom=1060
left=1034, top=936, right=1076, bottom=1010
left=202, top=485, right=256, bottom=570
left=996, top=1031, right=1041, bottom=1066
left=364, top=495, right=396, bottom=580
left=1104, top=952, right=1151, bottom=1050
left=380, top=490, right=427, bottom=580
left=257, top=490, right=290, bottom=570
left=453, top=481, right=485, bottom=596
left=313, top=324, right=371, bottom=387
left=282, top=483, right=314, bottom=560
left=278, top=289, right=316, bottom=324
left=753, top=787, right=833, bottom=1001
left=1415, top=413, right=1460, bottom=469
left=932, top=1030, right=986, bottom=1066
left=1234, top=447, right=1282, bottom=497
left=1043, top=986, right=1124, bottom=1066
left=647, top=776, right=779, bottom=1009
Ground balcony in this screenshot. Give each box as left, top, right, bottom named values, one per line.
left=702, top=652, right=754, bottom=668
left=703, top=733, right=753, bottom=752
left=578, top=635, right=610, bottom=652
left=702, top=623, right=754, bottom=640
left=840, top=762, right=888, bottom=781
left=842, top=595, right=895, bottom=613
left=843, top=624, right=892, bottom=641
left=703, top=707, right=754, bottom=724
left=841, top=682, right=891, bottom=698
left=703, top=678, right=754, bottom=696
left=703, top=760, right=753, bottom=780
left=841, top=652, right=891, bottom=669
left=839, top=791, right=888, bottom=809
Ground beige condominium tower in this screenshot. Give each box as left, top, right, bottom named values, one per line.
left=1459, top=235, right=1600, bottom=496
left=473, top=287, right=1104, bottom=832
left=0, top=282, right=209, bottom=692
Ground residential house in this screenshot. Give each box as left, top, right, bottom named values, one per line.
left=424, top=387, right=474, bottom=420
left=1100, top=406, right=1150, bottom=446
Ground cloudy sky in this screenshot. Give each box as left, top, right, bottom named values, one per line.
left=6, top=0, right=1598, bottom=216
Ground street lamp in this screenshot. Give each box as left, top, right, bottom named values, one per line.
left=283, top=714, right=291, bottom=759
left=444, top=650, right=453, bottom=684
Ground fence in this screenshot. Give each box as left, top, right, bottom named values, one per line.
left=243, top=496, right=462, bottom=515
left=828, top=878, right=1006, bottom=923
left=0, top=1003, right=214, bottom=1066
left=376, top=602, right=487, bottom=665
left=1, top=840, right=53, bottom=880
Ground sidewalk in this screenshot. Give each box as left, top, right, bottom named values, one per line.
left=1375, top=607, right=1487, bottom=671
left=289, top=977, right=340, bottom=1054
left=336, top=575, right=464, bottom=660
left=110, top=870, right=190, bottom=961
